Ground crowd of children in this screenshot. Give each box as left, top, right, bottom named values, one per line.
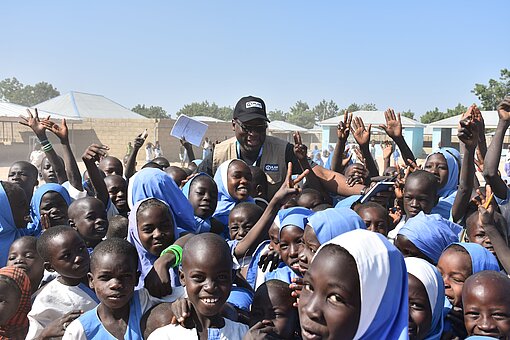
left=1, top=97, right=510, bottom=340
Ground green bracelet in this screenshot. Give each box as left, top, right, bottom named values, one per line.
left=160, top=244, right=183, bottom=268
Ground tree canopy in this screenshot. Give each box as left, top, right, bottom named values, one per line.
left=132, top=104, right=168, bottom=118
left=401, top=110, right=415, bottom=119
left=472, top=69, right=510, bottom=110
left=0, top=77, right=60, bottom=106
left=175, top=101, right=233, bottom=121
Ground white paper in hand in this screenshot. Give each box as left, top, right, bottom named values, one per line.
left=170, top=115, right=209, bottom=147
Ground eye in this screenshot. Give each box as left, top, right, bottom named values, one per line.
left=492, top=313, right=510, bottom=321
left=327, top=294, right=346, bottom=304
left=191, top=274, right=205, bottom=282
left=303, top=283, right=313, bottom=292
left=410, top=302, right=425, bottom=310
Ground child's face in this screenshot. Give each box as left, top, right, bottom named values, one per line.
left=250, top=285, right=298, bottom=339
left=188, top=178, right=218, bottom=219
left=105, top=176, right=128, bottom=213
left=463, top=279, right=510, bottom=338
left=297, top=193, right=323, bottom=210
left=180, top=248, right=232, bottom=318
left=268, top=222, right=280, bottom=251
left=466, top=214, right=496, bottom=257
left=298, top=225, right=320, bottom=276
left=408, top=273, right=432, bottom=340
left=227, top=161, right=252, bottom=201
left=279, top=226, right=304, bottom=275
left=403, top=178, right=436, bottom=219
left=228, top=207, right=258, bottom=241
left=357, top=207, right=389, bottom=236
left=394, top=235, right=433, bottom=263
left=46, top=231, right=90, bottom=280
left=40, top=191, right=69, bottom=227
left=423, top=154, right=449, bottom=189
left=8, top=163, right=38, bottom=198
left=299, top=246, right=361, bottom=340
left=71, top=200, right=108, bottom=246
left=40, top=158, right=57, bottom=183
left=437, top=248, right=471, bottom=308
left=98, top=157, right=123, bottom=177
left=0, top=280, right=21, bottom=325
left=7, top=239, right=44, bottom=290
left=137, top=206, right=174, bottom=256
left=88, top=253, right=138, bottom=311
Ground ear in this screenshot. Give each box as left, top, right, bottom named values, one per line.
left=44, top=261, right=54, bottom=272
left=232, top=120, right=236, bottom=132
left=255, top=184, right=263, bottom=197
left=68, top=219, right=76, bottom=229
left=88, top=272, right=94, bottom=289
left=179, top=269, right=186, bottom=287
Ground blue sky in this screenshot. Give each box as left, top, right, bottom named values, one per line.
left=1, top=1, right=509, bottom=118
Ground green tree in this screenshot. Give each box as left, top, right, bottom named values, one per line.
left=288, top=101, right=315, bottom=129
left=359, top=103, right=378, bottom=111
left=472, top=69, right=510, bottom=110
left=132, top=104, right=168, bottom=118
left=401, top=110, right=415, bottom=119
left=313, top=99, right=339, bottom=122
left=346, top=103, right=361, bottom=112
left=176, top=101, right=233, bottom=121
left=420, top=107, right=446, bottom=124
left=446, top=103, right=467, bottom=117
left=268, top=109, right=287, bottom=121
left=0, top=77, right=60, bottom=106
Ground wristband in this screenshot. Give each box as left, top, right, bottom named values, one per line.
left=41, top=142, right=53, bottom=152
left=39, top=138, right=50, bottom=145
left=160, top=244, right=183, bottom=268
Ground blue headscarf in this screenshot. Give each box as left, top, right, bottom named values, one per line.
left=405, top=257, right=445, bottom=340
left=212, top=159, right=254, bottom=228
left=278, top=207, right=314, bottom=236
left=316, top=229, right=408, bottom=339
left=398, top=212, right=461, bottom=264
left=450, top=243, right=500, bottom=273
left=308, top=207, right=366, bottom=245
left=127, top=168, right=196, bottom=234
left=181, top=173, right=217, bottom=234
left=334, top=194, right=361, bottom=209
left=127, top=198, right=180, bottom=290
left=0, top=182, right=20, bottom=266
left=227, top=286, right=254, bottom=312
left=29, top=183, right=71, bottom=237
left=426, top=148, right=460, bottom=219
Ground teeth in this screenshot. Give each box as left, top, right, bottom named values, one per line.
left=202, top=298, right=219, bottom=304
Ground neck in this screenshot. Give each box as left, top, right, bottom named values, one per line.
left=58, top=274, right=88, bottom=286
left=98, top=301, right=130, bottom=321
left=190, top=307, right=224, bottom=331
left=239, top=145, right=261, bottom=163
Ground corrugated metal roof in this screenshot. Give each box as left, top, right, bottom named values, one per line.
left=33, top=91, right=146, bottom=119
left=191, top=116, right=225, bottom=122
left=0, top=101, right=80, bottom=121
left=268, top=120, right=307, bottom=132
left=319, top=111, right=425, bottom=128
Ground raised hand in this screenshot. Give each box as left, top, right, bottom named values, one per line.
left=82, top=144, right=109, bottom=163
left=351, top=116, right=371, bottom=148
left=19, top=108, right=49, bottom=139
left=497, top=96, right=510, bottom=122
left=41, top=118, right=69, bottom=144
left=258, top=249, right=281, bottom=272
left=243, top=320, right=279, bottom=340
left=458, top=107, right=479, bottom=150
left=290, top=277, right=304, bottom=307
left=379, top=108, right=402, bottom=139
left=382, top=142, right=393, bottom=159
left=293, top=131, right=307, bottom=161
left=273, top=162, right=309, bottom=203
left=337, top=111, right=352, bottom=141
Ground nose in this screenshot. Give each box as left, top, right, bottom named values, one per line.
left=14, top=257, right=26, bottom=265
left=109, top=278, right=122, bottom=290
left=95, top=217, right=106, bottom=225
left=117, top=190, right=126, bottom=198
left=203, top=278, right=217, bottom=293
left=289, top=243, right=299, bottom=258
left=74, top=255, right=84, bottom=264
left=298, top=246, right=310, bottom=264
left=477, top=313, right=497, bottom=332
left=152, top=228, right=163, bottom=240
left=303, top=290, right=324, bottom=322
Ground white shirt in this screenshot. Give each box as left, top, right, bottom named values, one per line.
left=147, top=318, right=248, bottom=340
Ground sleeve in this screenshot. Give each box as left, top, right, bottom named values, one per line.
left=62, top=181, right=87, bottom=201
left=284, top=143, right=316, bottom=174
left=196, top=152, right=213, bottom=175
left=495, top=186, right=510, bottom=205
left=62, top=319, right=87, bottom=340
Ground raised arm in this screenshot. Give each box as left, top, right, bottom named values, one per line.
left=452, top=106, right=478, bottom=222
left=351, top=116, right=379, bottom=177
left=379, top=108, right=415, bottom=166
left=19, top=108, right=68, bottom=184
left=331, top=112, right=351, bottom=173
left=125, top=134, right=146, bottom=179
left=82, top=144, right=110, bottom=207
left=41, top=118, right=83, bottom=191
left=382, top=142, right=393, bottom=172
left=483, top=96, right=510, bottom=199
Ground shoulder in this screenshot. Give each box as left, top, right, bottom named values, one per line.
left=223, top=318, right=249, bottom=336
left=147, top=324, right=196, bottom=340
left=62, top=318, right=86, bottom=340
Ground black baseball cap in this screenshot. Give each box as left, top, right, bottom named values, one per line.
left=233, top=96, right=270, bottom=123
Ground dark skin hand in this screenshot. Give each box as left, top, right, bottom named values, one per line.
left=125, top=133, right=146, bottom=179
left=258, top=249, right=281, bottom=272
left=36, top=310, right=82, bottom=339
left=351, top=116, right=379, bottom=177
left=82, top=144, right=110, bottom=207
left=244, top=320, right=280, bottom=340
left=379, top=108, right=416, bottom=166
left=331, top=111, right=352, bottom=173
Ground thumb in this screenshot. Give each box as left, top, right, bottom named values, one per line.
left=367, top=124, right=372, bottom=134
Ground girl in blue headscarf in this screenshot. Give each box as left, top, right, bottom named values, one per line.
left=127, top=167, right=196, bottom=234
left=437, top=242, right=500, bottom=339
left=299, top=229, right=408, bottom=340
left=181, top=173, right=219, bottom=234
left=212, top=159, right=255, bottom=230
left=29, top=183, right=71, bottom=236
left=395, top=212, right=461, bottom=264
left=405, top=257, right=445, bottom=340
left=298, top=207, right=366, bottom=275
left=424, top=147, right=460, bottom=219
left=269, top=207, right=313, bottom=284
left=0, top=181, right=30, bottom=266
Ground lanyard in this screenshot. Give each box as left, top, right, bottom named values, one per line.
left=236, top=141, right=264, bottom=166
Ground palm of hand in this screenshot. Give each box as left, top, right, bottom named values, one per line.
left=337, top=124, right=349, bottom=140
left=386, top=121, right=401, bottom=137
left=354, top=129, right=369, bottom=145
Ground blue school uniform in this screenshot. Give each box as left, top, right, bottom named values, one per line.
left=0, top=182, right=22, bottom=266
left=181, top=173, right=215, bottom=233
left=308, top=207, right=365, bottom=244
left=29, top=183, right=72, bottom=237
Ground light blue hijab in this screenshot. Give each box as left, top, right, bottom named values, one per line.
left=0, top=182, right=20, bottom=266
left=451, top=243, right=500, bottom=273
left=29, top=183, right=71, bottom=237
left=181, top=173, right=216, bottom=234
left=316, top=229, right=408, bottom=339
left=426, top=148, right=460, bottom=219
left=212, top=159, right=254, bottom=228
left=278, top=207, right=314, bottom=235
left=398, top=212, right=461, bottom=264
left=405, top=257, right=445, bottom=340
left=127, top=168, right=196, bottom=234
left=308, top=207, right=366, bottom=245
